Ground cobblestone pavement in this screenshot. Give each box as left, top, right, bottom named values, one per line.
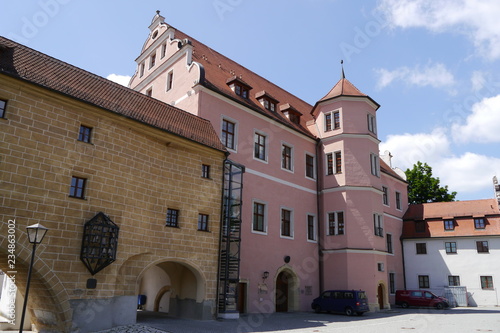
left=91, top=307, right=500, bottom=333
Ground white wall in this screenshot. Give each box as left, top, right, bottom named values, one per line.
left=403, top=237, right=500, bottom=306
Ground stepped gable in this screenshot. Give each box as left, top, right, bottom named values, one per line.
left=0, top=36, right=227, bottom=152
left=403, top=199, right=500, bottom=220
left=172, top=29, right=316, bottom=138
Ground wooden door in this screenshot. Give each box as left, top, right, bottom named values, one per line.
left=378, top=284, right=384, bottom=309
left=276, top=272, right=289, bottom=312
left=237, top=282, right=246, bottom=313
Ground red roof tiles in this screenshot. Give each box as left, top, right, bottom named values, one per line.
left=0, top=36, right=227, bottom=152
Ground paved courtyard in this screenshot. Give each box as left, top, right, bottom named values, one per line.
left=92, top=307, right=500, bottom=333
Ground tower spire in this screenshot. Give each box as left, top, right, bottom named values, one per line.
left=341, top=60, right=345, bottom=79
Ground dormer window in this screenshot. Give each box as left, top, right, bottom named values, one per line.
left=279, top=103, right=302, bottom=125
left=256, top=91, right=279, bottom=112
left=226, top=76, right=252, bottom=99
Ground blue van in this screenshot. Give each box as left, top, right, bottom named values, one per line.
left=311, top=290, right=369, bottom=316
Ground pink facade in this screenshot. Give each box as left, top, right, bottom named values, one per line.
left=129, top=12, right=408, bottom=314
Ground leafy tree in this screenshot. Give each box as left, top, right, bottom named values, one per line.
left=405, top=161, right=457, bottom=204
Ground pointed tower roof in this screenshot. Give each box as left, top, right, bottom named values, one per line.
left=311, top=64, right=379, bottom=116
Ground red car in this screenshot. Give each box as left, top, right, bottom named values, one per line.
left=395, top=290, right=449, bottom=309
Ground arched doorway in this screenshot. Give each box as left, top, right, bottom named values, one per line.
left=377, top=283, right=385, bottom=310
left=276, top=271, right=289, bottom=312
left=137, top=260, right=207, bottom=319
left=275, top=269, right=299, bottom=312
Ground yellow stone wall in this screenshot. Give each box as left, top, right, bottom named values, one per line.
left=0, top=74, right=225, bottom=331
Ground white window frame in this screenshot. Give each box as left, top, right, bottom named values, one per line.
left=370, top=153, right=380, bottom=177
left=281, top=142, right=294, bottom=172
left=367, top=112, right=377, bottom=134
left=327, top=211, right=345, bottom=236
left=382, top=186, right=389, bottom=206
left=253, top=130, right=268, bottom=163
left=221, top=116, right=238, bottom=152
left=325, top=109, right=341, bottom=132
left=305, top=153, right=316, bottom=180
left=374, top=213, right=384, bottom=237
left=166, top=70, right=174, bottom=91
left=251, top=199, right=268, bottom=235
left=395, top=191, right=402, bottom=210
left=280, top=207, right=294, bottom=239
left=306, top=214, right=317, bottom=242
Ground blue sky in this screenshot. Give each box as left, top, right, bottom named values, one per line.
left=2, top=0, right=500, bottom=201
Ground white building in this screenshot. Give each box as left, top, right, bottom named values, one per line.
left=402, top=199, right=500, bottom=306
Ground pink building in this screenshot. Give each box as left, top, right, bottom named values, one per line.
left=129, top=11, right=408, bottom=316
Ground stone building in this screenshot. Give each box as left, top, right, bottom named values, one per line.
left=0, top=36, right=227, bottom=332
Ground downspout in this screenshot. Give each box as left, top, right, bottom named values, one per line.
left=315, top=138, right=324, bottom=293
left=400, top=235, right=407, bottom=290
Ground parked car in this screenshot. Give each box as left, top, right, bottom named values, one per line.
left=311, top=290, right=369, bottom=316
left=395, top=290, right=449, bottom=309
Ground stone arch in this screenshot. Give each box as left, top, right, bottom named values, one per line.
left=0, top=237, right=71, bottom=332
left=136, top=258, right=210, bottom=319
left=274, top=265, right=300, bottom=312
left=376, top=280, right=387, bottom=310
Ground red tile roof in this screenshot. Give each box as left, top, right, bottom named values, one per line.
left=172, top=29, right=316, bottom=138
left=0, top=36, right=227, bottom=152
left=380, top=159, right=406, bottom=182
left=403, top=199, right=500, bottom=220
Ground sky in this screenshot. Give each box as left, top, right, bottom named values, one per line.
left=1, top=0, right=500, bottom=201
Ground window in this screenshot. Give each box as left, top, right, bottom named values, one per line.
left=326, top=152, right=341, bottom=175
left=139, top=63, right=145, bottom=77
left=202, top=164, right=210, bottom=179
left=382, top=186, right=389, bottom=206
left=448, top=276, right=460, bottom=286
left=389, top=273, right=396, bottom=294
left=254, top=132, right=267, bottom=160
left=0, top=99, right=7, bottom=118
left=281, top=209, right=292, bottom=237
left=481, top=276, right=494, bottom=290
left=253, top=202, right=266, bottom=233
left=161, top=43, right=167, bottom=58
left=166, top=209, right=179, bottom=227
left=326, top=153, right=333, bottom=175
left=370, top=153, right=380, bottom=177
left=149, top=54, right=156, bottom=69
left=374, top=213, right=383, bottom=237
left=325, top=110, right=340, bottom=131
left=260, top=98, right=276, bottom=112
left=377, top=263, right=384, bottom=272
left=415, top=220, right=426, bottom=233
left=166, top=71, right=174, bottom=91
left=69, top=176, right=86, bottom=199
left=474, top=218, right=486, bottom=229
left=232, top=83, right=249, bottom=99
left=418, top=275, right=430, bottom=288
left=335, top=151, right=342, bottom=174
left=222, top=119, right=236, bottom=150
left=416, top=243, right=427, bottom=254
left=307, top=215, right=316, bottom=241
left=387, top=233, right=393, bottom=253
left=445, top=242, right=457, bottom=254
left=78, top=125, right=92, bottom=143
left=305, top=154, right=315, bottom=179
left=395, top=191, right=401, bottom=210
left=367, top=113, right=377, bottom=134
left=328, top=211, right=344, bottom=235
left=444, top=220, right=455, bottom=230
left=282, top=144, right=293, bottom=170
left=198, top=214, right=209, bottom=231
left=476, top=241, right=489, bottom=253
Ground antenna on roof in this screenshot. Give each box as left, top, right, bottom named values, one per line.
left=341, top=60, right=345, bottom=79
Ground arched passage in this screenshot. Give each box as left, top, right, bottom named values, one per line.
left=137, top=259, right=210, bottom=319
left=0, top=240, right=70, bottom=332
left=377, top=281, right=387, bottom=310
left=275, top=267, right=299, bottom=312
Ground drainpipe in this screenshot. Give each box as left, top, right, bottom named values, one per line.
left=315, top=138, right=324, bottom=293
left=400, top=235, right=407, bottom=290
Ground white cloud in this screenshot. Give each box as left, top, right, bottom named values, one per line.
left=377, top=0, right=500, bottom=60
left=471, top=71, right=487, bottom=92
left=107, top=74, right=131, bottom=87
left=380, top=128, right=451, bottom=170
left=381, top=130, right=500, bottom=199
left=452, top=94, right=500, bottom=143
left=375, top=62, right=455, bottom=89
left=435, top=152, right=500, bottom=197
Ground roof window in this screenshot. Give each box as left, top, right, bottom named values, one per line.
left=227, top=76, right=252, bottom=99
left=256, top=91, right=279, bottom=112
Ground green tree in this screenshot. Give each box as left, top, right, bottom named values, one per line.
left=405, top=161, right=457, bottom=204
